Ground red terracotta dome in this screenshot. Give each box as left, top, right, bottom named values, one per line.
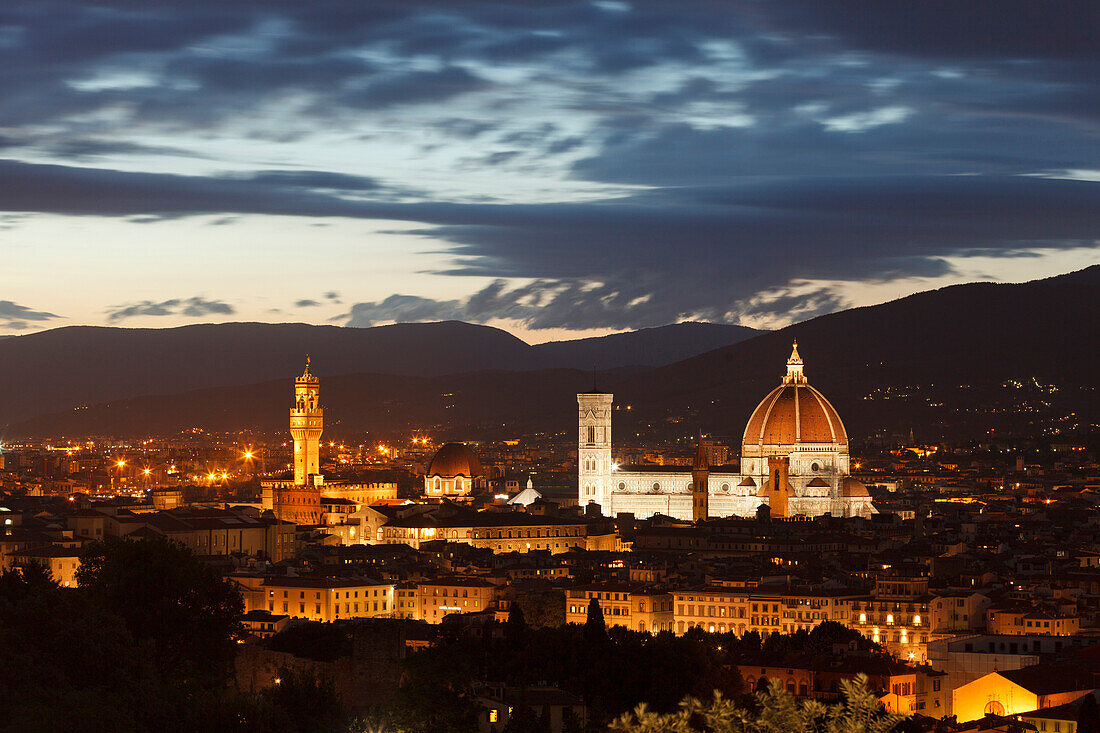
left=742, top=343, right=848, bottom=448
left=840, top=477, right=869, bottom=497
left=426, top=442, right=483, bottom=478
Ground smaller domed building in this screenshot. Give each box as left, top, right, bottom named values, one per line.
left=424, top=442, right=487, bottom=497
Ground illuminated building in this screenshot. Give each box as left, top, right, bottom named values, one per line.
left=412, top=577, right=497, bottom=623
left=258, top=576, right=395, bottom=622
left=579, top=344, right=875, bottom=520
left=564, top=583, right=674, bottom=633
left=952, top=665, right=1097, bottom=722
left=423, top=442, right=487, bottom=497
left=379, top=509, right=588, bottom=553
left=8, top=545, right=82, bottom=587
left=477, top=686, right=586, bottom=733
left=263, top=357, right=324, bottom=524
left=849, top=570, right=932, bottom=663
left=262, top=359, right=396, bottom=527
left=671, top=587, right=862, bottom=636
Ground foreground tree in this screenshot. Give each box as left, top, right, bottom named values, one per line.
left=77, top=535, right=244, bottom=688
left=610, top=674, right=906, bottom=733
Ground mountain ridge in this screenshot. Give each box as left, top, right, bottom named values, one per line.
left=9, top=266, right=1097, bottom=442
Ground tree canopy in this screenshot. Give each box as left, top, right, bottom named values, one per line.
left=77, top=534, right=244, bottom=688
left=610, top=674, right=906, bottom=733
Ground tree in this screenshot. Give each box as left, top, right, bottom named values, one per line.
left=1078, top=694, right=1100, bottom=733
left=77, top=535, right=243, bottom=688
left=515, top=588, right=566, bottom=628
left=507, top=604, right=528, bottom=637
left=609, top=675, right=907, bottom=733
left=584, top=597, right=607, bottom=645
left=261, top=667, right=348, bottom=733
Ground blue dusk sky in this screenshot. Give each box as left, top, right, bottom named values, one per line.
left=0, top=0, right=1097, bottom=342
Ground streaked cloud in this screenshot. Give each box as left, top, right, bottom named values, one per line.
left=106, top=297, right=235, bottom=321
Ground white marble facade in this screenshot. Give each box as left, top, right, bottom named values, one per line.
left=579, top=344, right=875, bottom=521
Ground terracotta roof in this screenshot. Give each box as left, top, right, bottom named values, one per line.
left=743, top=383, right=848, bottom=447
left=999, top=664, right=1100, bottom=696
left=841, top=477, right=870, bottom=497
left=426, top=442, right=484, bottom=478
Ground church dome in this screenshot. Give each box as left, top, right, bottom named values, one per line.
left=840, top=477, right=869, bottom=497
left=426, top=442, right=483, bottom=478
left=742, top=343, right=848, bottom=449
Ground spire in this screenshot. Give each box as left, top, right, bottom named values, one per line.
left=302, top=354, right=312, bottom=377
left=783, top=341, right=806, bottom=384
left=789, top=340, right=802, bottom=365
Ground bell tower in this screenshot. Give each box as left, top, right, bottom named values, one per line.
left=692, top=430, right=710, bottom=522
left=577, top=390, right=613, bottom=512
left=290, top=355, right=323, bottom=486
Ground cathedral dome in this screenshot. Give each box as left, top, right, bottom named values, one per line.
left=426, top=442, right=483, bottom=478
left=742, top=343, right=848, bottom=450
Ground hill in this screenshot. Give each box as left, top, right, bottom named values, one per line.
left=534, top=322, right=762, bottom=370
left=10, top=266, right=1098, bottom=442
left=0, top=320, right=759, bottom=428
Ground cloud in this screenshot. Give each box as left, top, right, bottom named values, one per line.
left=0, top=0, right=1098, bottom=332
left=1, top=157, right=1098, bottom=329
left=106, top=297, right=235, bottom=321
left=295, top=299, right=320, bottom=307
left=770, top=1, right=1100, bottom=61
left=341, top=66, right=492, bottom=109
left=0, top=300, right=59, bottom=326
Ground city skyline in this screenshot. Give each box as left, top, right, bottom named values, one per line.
left=2, top=0, right=1098, bottom=342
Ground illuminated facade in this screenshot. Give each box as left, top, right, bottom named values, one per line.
left=263, top=361, right=398, bottom=529
left=423, top=442, right=487, bottom=497
left=564, top=583, right=674, bottom=633
left=579, top=344, right=875, bottom=520
left=264, top=357, right=324, bottom=524
left=258, top=576, right=395, bottom=622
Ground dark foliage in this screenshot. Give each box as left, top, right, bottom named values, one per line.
left=77, top=534, right=244, bottom=688
left=0, top=543, right=355, bottom=733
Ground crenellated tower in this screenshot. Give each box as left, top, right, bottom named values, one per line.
left=290, top=355, right=323, bottom=487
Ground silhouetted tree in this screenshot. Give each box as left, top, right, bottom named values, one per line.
left=77, top=535, right=243, bottom=688
left=584, top=597, right=607, bottom=645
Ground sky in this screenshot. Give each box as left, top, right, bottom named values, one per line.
left=1, top=0, right=1098, bottom=343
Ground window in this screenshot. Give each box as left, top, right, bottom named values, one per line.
left=587, top=426, right=596, bottom=444
left=489, top=709, right=498, bottom=723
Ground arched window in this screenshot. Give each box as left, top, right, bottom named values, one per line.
left=985, top=701, right=1005, bottom=716
left=433, top=478, right=441, bottom=492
